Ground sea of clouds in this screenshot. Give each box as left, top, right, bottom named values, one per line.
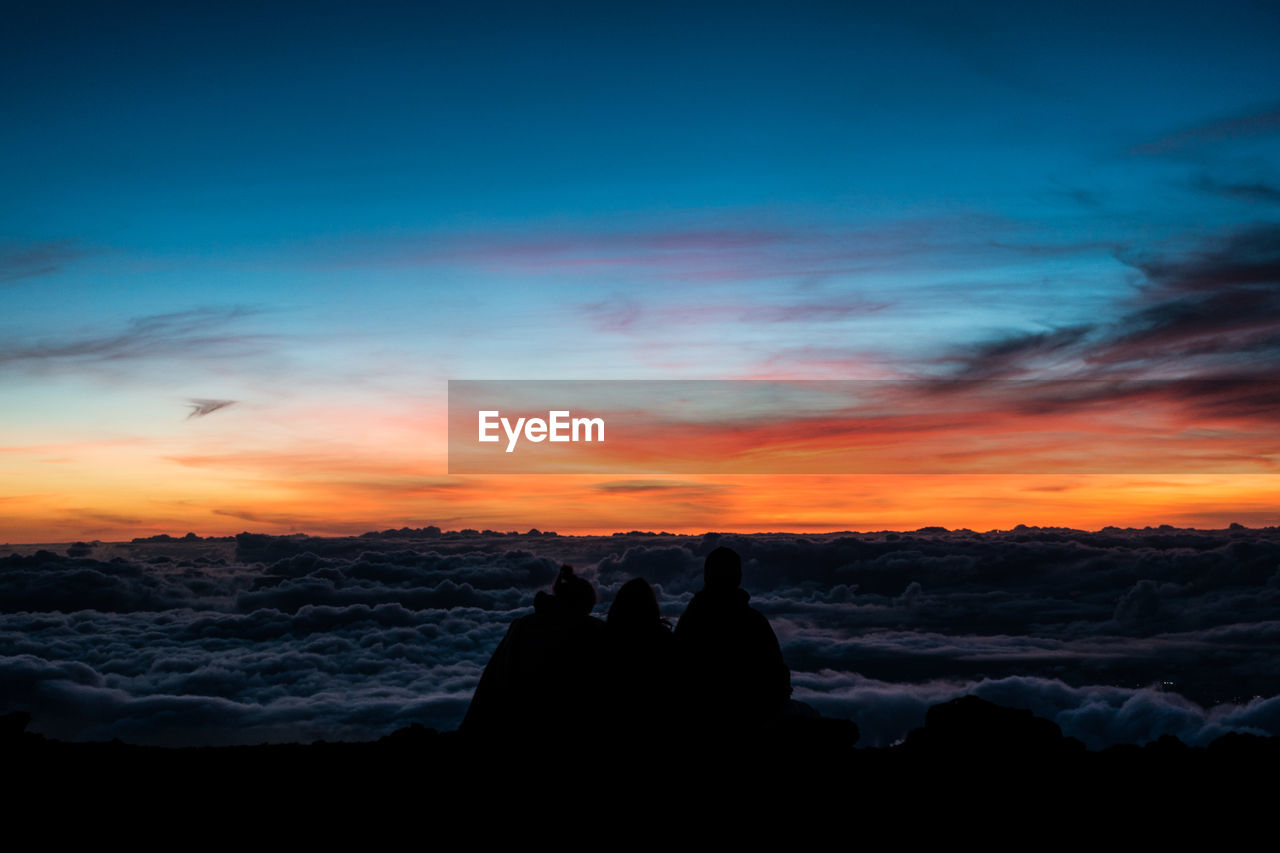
left=4, top=526, right=1280, bottom=748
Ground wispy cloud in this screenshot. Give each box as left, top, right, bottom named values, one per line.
left=940, top=326, right=1094, bottom=381
left=1132, top=104, right=1280, bottom=155
left=186, top=399, right=236, bottom=419
left=164, top=450, right=442, bottom=478
left=591, top=480, right=728, bottom=494
left=314, top=215, right=1084, bottom=286
left=0, top=306, right=271, bottom=371
left=923, top=224, right=1280, bottom=430
left=0, top=239, right=93, bottom=285
left=1189, top=174, right=1280, bottom=205
left=578, top=294, right=894, bottom=334
left=210, top=508, right=328, bottom=527
left=940, top=223, right=1280, bottom=382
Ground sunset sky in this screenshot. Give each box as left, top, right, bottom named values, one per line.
left=3, top=0, right=1279, bottom=541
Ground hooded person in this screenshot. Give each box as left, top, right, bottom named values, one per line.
left=461, top=564, right=605, bottom=745
left=603, top=577, right=676, bottom=738
left=674, top=546, right=791, bottom=731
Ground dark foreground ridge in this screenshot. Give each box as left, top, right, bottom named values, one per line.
left=8, top=696, right=1278, bottom=813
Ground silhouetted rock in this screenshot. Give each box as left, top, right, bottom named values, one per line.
left=901, top=695, right=1085, bottom=757
left=1207, top=730, right=1280, bottom=759
left=379, top=722, right=438, bottom=747
left=770, top=712, right=860, bottom=753
left=10, top=694, right=1280, bottom=827
left=1, top=710, right=31, bottom=741
left=1145, top=733, right=1188, bottom=753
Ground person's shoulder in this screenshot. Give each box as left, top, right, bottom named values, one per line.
left=673, top=592, right=705, bottom=628
left=744, top=604, right=778, bottom=633
left=501, top=611, right=536, bottom=642
left=565, top=614, right=605, bottom=639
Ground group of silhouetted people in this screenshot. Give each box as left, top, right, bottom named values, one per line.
left=461, top=546, right=792, bottom=746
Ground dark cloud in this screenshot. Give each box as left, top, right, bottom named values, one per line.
left=789, top=670, right=1280, bottom=749
left=1038, top=184, right=1107, bottom=209
left=3, top=528, right=1280, bottom=747
left=1132, top=104, right=1280, bottom=156
left=591, top=480, right=726, bottom=494
left=75, top=510, right=147, bottom=527
left=580, top=297, right=895, bottom=332
left=1087, top=225, right=1280, bottom=377
left=186, top=398, right=236, bottom=419
left=1129, top=225, right=1280, bottom=295
left=940, top=325, right=1093, bottom=380
left=934, top=224, right=1280, bottom=425
left=1189, top=174, right=1280, bottom=205
left=211, top=508, right=326, bottom=527
left=0, top=239, right=93, bottom=284
left=0, top=306, right=270, bottom=370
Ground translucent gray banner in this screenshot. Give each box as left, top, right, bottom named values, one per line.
left=447, top=379, right=1280, bottom=474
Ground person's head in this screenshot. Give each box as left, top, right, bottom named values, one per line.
left=607, top=577, right=660, bottom=628
left=703, top=546, right=742, bottom=592
left=552, top=564, right=596, bottom=616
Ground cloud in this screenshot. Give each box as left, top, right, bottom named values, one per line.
left=186, top=398, right=236, bottom=419
left=1189, top=174, right=1280, bottom=205
left=591, top=480, right=727, bottom=494
left=939, top=325, right=1093, bottom=380
left=1088, top=226, right=1280, bottom=375
left=319, top=215, right=1047, bottom=288
left=0, top=239, right=93, bottom=284
left=578, top=296, right=895, bottom=334
left=211, top=508, right=329, bottom=527
left=932, top=224, right=1280, bottom=426
left=795, top=671, right=1278, bottom=749
left=0, top=306, right=272, bottom=371
left=1129, top=225, right=1280, bottom=295
left=1132, top=104, right=1280, bottom=155
left=3, top=527, right=1279, bottom=746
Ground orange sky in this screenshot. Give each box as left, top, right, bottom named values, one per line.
left=4, top=465, right=1277, bottom=543
left=3, top=385, right=1277, bottom=543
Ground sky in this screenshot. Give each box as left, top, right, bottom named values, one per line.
left=3, top=0, right=1279, bottom=541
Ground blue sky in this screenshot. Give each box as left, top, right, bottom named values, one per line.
left=3, top=0, right=1279, bottom=538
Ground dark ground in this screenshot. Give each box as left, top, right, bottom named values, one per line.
left=8, top=695, right=1276, bottom=822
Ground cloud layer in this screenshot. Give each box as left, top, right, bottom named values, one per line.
left=3, top=527, right=1279, bottom=747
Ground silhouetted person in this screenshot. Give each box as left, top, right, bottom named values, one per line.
left=675, top=546, right=791, bottom=732
left=461, top=564, right=604, bottom=744
left=604, top=577, right=676, bottom=738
